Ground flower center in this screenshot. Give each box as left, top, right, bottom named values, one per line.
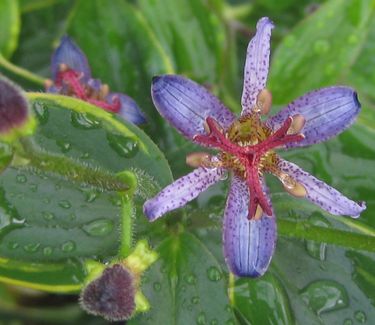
left=46, top=64, right=121, bottom=113
left=190, top=89, right=306, bottom=220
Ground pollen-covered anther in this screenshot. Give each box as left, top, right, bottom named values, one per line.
left=287, top=114, right=305, bottom=135
left=100, top=84, right=110, bottom=98
left=254, top=204, right=264, bottom=220
left=44, top=79, right=54, bottom=89
left=278, top=172, right=307, bottom=197
left=186, top=152, right=214, bottom=168
left=256, top=88, right=272, bottom=115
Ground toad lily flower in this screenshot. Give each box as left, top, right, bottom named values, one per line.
left=143, top=17, right=366, bottom=277
left=45, top=35, right=146, bottom=124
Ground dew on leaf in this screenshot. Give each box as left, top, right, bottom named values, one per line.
left=29, top=183, right=38, bottom=192
left=33, top=102, right=49, bottom=125
left=82, top=219, right=113, bottom=237
left=84, top=190, right=98, bottom=203
left=207, top=266, right=221, bottom=282
left=7, top=241, right=19, bottom=249
left=71, top=111, right=101, bottom=129
left=210, top=319, right=218, bottom=325
left=23, top=243, right=40, bottom=253
left=56, top=140, right=72, bottom=153
left=106, top=132, right=139, bottom=158
left=43, top=246, right=53, bottom=256
left=196, top=311, right=206, bottom=325
left=61, top=240, right=76, bottom=252
left=305, top=214, right=330, bottom=261
left=58, top=200, right=71, bottom=209
left=354, top=310, right=366, bottom=323
left=191, top=296, right=199, bottom=305
left=300, top=280, right=349, bottom=315
left=184, top=274, right=197, bottom=285
left=42, top=212, right=55, bottom=221
left=153, top=282, right=161, bottom=292
left=16, top=174, right=27, bottom=184
left=343, top=319, right=353, bottom=325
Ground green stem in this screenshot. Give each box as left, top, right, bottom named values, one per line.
left=17, top=137, right=129, bottom=192
left=119, top=194, right=133, bottom=258
left=0, top=54, right=45, bottom=86
left=278, top=219, right=375, bottom=252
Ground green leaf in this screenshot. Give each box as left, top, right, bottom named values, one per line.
left=269, top=0, right=375, bottom=104
left=0, top=93, right=172, bottom=291
left=137, top=0, right=226, bottom=83
left=130, top=232, right=235, bottom=325
left=0, top=0, right=20, bottom=58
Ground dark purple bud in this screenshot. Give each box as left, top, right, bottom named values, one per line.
left=0, top=77, right=33, bottom=140
left=80, top=264, right=136, bottom=321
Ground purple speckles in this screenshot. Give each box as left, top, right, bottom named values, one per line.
left=151, top=75, right=235, bottom=140
left=143, top=167, right=226, bottom=221
left=241, top=17, right=274, bottom=115
left=279, top=160, right=366, bottom=217
left=266, top=87, right=361, bottom=148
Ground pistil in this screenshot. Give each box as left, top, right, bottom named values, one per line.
left=193, top=113, right=305, bottom=219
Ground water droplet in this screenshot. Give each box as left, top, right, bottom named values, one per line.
left=300, top=280, right=349, bottom=315
left=84, top=190, right=98, bottom=203
left=191, top=296, right=200, bottom=304
left=314, top=39, right=330, bottom=54
left=80, top=152, right=90, bottom=159
left=305, top=215, right=330, bottom=261
left=153, top=282, right=161, bottom=292
left=29, top=183, right=38, bottom=192
left=8, top=241, right=19, bottom=249
left=226, top=320, right=235, bottom=325
left=210, top=319, right=218, bottom=325
left=82, top=219, right=114, bottom=237
left=61, top=240, right=76, bottom=252
left=33, top=102, right=49, bottom=125
left=207, top=266, right=222, bottom=282
left=107, top=132, right=139, bottom=158
left=43, top=246, right=53, bottom=256
left=23, top=243, right=40, bottom=253
left=58, top=200, right=71, bottom=209
left=71, top=112, right=101, bottom=129
left=196, top=311, right=206, bottom=325
left=43, top=212, right=55, bottom=221
left=43, top=198, right=50, bottom=204
left=56, top=140, right=71, bottom=153
left=184, top=274, right=197, bottom=285
left=354, top=310, right=366, bottom=323
left=343, top=319, right=353, bottom=325
left=16, top=174, right=27, bottom=184
left=225, top=305, right=232, bottom=313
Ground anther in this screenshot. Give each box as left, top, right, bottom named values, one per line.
left=256, top=89, right=272, bottom=115
left=278, top=172, right=307, bottom=197
left=288, top=114, right=305, bottom=135
left=253, top=204, right=264, bottom=220
left=186, top=152, right=213, bottom=168
left=59, top=63, right=69, bottom=72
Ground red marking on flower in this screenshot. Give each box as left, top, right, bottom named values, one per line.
left=194, top=116, right=304, bottom=219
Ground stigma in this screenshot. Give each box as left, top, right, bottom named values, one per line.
left=190, top=89, right=307, bottom=220
left=45, top=63, right=121, bottom=112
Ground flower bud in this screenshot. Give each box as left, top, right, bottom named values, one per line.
left=0, top=76, right=36, bottom=142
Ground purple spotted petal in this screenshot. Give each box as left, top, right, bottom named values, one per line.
left=241, top=17, right=274, bottom=115
left=107, top=93, right=146, bottom=125
left=143, top=167, right=226, bottom=221
left=267, top=87, right=361, bottom=148
left=51, top=35, right=91, bottom=82
left=279, top=160, right=366, bottom=217
left=223, top=176, right=276, bottom=277
left=151, top=75, right=235, bottom=140
left=87, top=78, right=103, bottom=92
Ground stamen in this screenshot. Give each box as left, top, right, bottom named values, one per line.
left=186, top=152, right=213, bottom=168
left=254, top=205, right=263, bottom=220
left=288, top=114, right=305, bottom=135
left=277, top=172, right=307, bottom=197
left=256, top=89, right=272, bottom=115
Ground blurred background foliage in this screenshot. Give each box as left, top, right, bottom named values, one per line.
left=0, top=0, right=374, bottom=324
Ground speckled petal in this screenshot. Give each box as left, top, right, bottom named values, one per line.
left=279, top=160, right=366, bottom=217
left=152, top=75, right=235, bottom=140
left=107, top=93, right=146, bottom=125
left=267, top=87, right=361, bottom=148
left=223, top=176, right=276, bottom=277
left=143, top=167, right=226, bottom=221
left=51, top=35, right=91, bottom=81
left=241, top=17, right=274, bottom=115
